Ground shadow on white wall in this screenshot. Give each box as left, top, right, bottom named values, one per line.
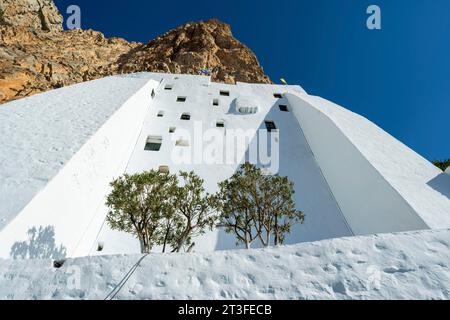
left=427, top=173, right=450, bottom=200
left=10, top=225, right=67, bottom=260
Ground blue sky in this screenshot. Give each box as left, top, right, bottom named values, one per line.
left=54, top=0, right=450, bottom=161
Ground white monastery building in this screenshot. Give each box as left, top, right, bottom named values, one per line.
left=0, top=72, right=449, bottom=259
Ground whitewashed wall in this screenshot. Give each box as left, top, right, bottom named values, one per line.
left=0, top=79, right=160, bottom=259
left=286, top=93, right=428, bottom=235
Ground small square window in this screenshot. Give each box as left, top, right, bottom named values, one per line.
left=165, top=85, right=173, bottom=90
left=265, top=121, right=277, bottom=132
left=157, top=111, right=164, bottom=117
left=145, top=136, right=162, bottom=151
left=274, top=93, right=283, bottom=99
left=180, top=113, right=191, bottom=121
left=169, top=127, right=176, bottom=133
left=213, top=99, right=219, bottom=106
left=220, top=90, right=230, bottom=97
left=279, top=105, right=289, bottom=112
left=216, top=120, right=225, bottom=128
left=53, top=260, right=65, bottom=269
left=97, top=242, right=104, bottom=252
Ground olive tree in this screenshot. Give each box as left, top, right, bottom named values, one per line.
left=216, top=163, right=305, bottom=249
left=171, top=171, right=219, bottom=253
left=106, top=170, right=178, bottom=253
left=216, top=164, right=261, bottom=249
left=106, top=170, right=218, bottom=254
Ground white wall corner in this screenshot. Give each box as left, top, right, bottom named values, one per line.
left=285, top=92, right=429, bottom=235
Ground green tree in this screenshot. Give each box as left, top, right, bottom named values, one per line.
left=216, top=164, right=261, bottom=249
left=260, top=175, right=305, bottom=246
left=433, top=159, right=450, bottom=171
left=158, top=202, right=184, bottom=253
left=106, top=170, right=178, bottom=253
left=216, top=163, right=305, bottom=249
left=171, top=171, right=219, bottom=252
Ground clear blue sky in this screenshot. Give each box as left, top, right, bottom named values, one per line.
left=55, top=0, right=449, bottom=161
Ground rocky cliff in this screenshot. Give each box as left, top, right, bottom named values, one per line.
left=0, top=0, right=62, bottom=32
left=0, top=0, right=270, bottom=104
left=117, top=19, right=271, bottom=85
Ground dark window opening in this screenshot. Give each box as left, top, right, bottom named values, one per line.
left=97, top=242, right=104, bottom=252
left=169, top=127, right=176, bottom=133
left=145, top=136, right=162, bottom=151
left=151, top=89, right=155, bottom=99
left=220, top=90, right=230, bottom=97
left=180, top=113, right=191, bottom=121
left=53, top=260, right=66, bottom=269
left=177, top=96, right=187, bottom=102
left=274, top=93, right=283, bottom=99
left=279, top=105, right=289, bottom=112
left=265, top=121, right=277, bottom=132
left=213, top=99, right=219, bottom=106
left=216, top=120, right=225, bottom=128
left=165, top=85, right=173, bottom=90
left=157, top=111, right=164, bottom=117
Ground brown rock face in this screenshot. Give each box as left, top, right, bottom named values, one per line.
left=117, top=19, right=271, bottom=85
left=0, top=1, right=271, bottom=104
left=0, top=0, right=63, bottom=32
left=0, top=26, right=140, bottom=103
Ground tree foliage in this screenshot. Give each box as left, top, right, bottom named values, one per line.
left=106, top=170, right=218, bottom=254
left=106, top=164, right=305, bottom=253
left=171, top=171, right=219, bottom=252
left=216, top=163, right=305, bottom=249
left=433, top=159, right=450, bottom=171
left=106, top=171, right=178, bottom=253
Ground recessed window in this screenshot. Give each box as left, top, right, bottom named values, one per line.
left=169, top=127, right=176, bottom=133
left=279, top=105, right=289, bottom=112
left=213, top=99, right=219, bottom=106
left=176, top=139, right=190, bottom=147
left=53, top=260, right=66, bottom=269
left=220, top=90, right=230, bottom=97
left=180, top=113, right=191, bottom=121
left=151, top=89, right=155, bottom=99
left=274, top=93, right=283, bottom=99
left=265, top=121, right=277, bottom=132
left=145, top=136, right=162, bottom=151
left=216, top=120, right=225, bottom=128
left=177, top=96, right=187, bottom=102
left=97, top=242, right=104, bottom=252
left=238, top=106, right=258, bottom=114
left=159, top=165, right=170, bottom=174
left=165, top=84, right=173, bottom=90
left=157, top=111, right=165, bottom=117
